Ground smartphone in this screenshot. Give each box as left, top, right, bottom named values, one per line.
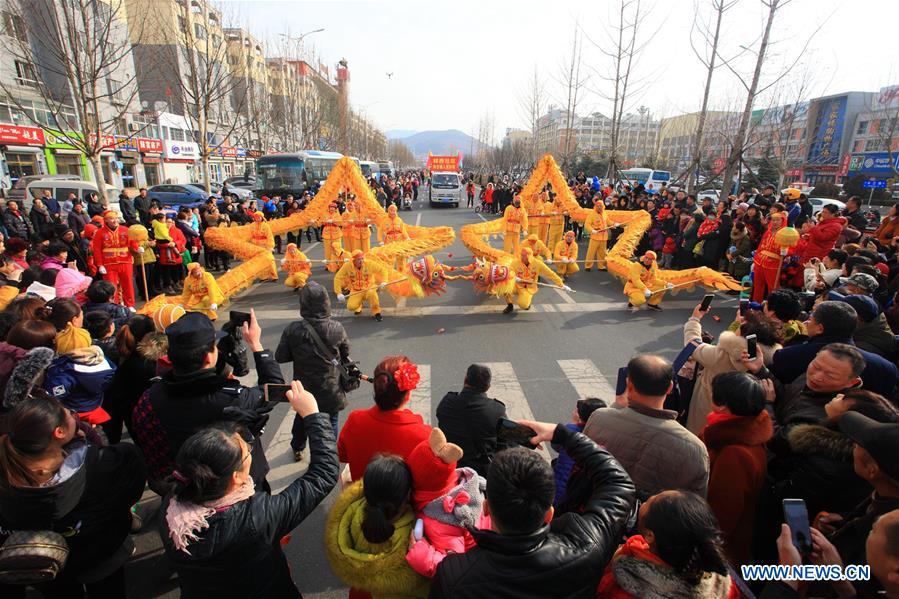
left=496, top=418, right=538, bottom=448
left=739, top=299, right=749, bottom=316
left=229, top=311, right=252, bottom=327
left=263, top=383, right=292, bottom=403
left=615, top=367, right=628, bottom=396
left=746, top=334, right=758, bottom=360
left=783, top=499, right=812, bottom=555
left=699, top=294, right=714, bottom=312
left=413, top=518, right=424, bottom=541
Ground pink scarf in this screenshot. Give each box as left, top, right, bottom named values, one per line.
left=166, top=478, right=256, bottom=554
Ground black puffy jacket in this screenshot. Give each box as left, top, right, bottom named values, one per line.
left=160, top=413, right=339, bottom=599
left=436, top=389, right=510, bottom=476
left=2, top=208, right=32, bottom=240
left=430, top=426, right=636, bottom=599
left=276, top=281, right=350, bottom=414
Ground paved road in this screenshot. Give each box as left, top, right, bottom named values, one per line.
left=124, top=196, right=739, bottom=598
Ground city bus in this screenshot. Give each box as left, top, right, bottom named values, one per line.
left=359, top=160, right=380, bottom=180
left=255, top=150, right=345, bottom=196
left=378, top=160, right=395, bottom=179
left=619, top=168, right=671, bottom=193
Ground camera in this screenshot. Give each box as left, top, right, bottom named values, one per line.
left=217, top=319, right=250, bottom=377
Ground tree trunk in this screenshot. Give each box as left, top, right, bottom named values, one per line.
left=201, top=153, right=210, bottom=195
left=687, top=0, right=725, bottom=194
left=718, top=0, right=779, bottom=204
left=87, top=153, right=108, bottom=204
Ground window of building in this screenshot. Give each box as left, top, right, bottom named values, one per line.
left=853, top=140, right=864, bottom=152
left=106, top=78, right=125, bottom=104
left=3, top=11, right=26, bottom=41
left=856, top=120, right=868, bottom=135
left=194, top=23, right=206, bottom=40
left=177, top=16, right=187, bottom=34
left=14, top=60, right=38, bottom=87
left=170, top=127, right=185, bottom=142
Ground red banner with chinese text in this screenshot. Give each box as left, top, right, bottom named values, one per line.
left=426, top=154, right=461, bottom=172
left=0, top=124, right=45, bottom=146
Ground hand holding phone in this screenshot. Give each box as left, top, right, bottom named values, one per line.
left=263, top=383, right=292, bottom=403
left=746, top=334, right=758, bottom=360
left=739, top=299, right=749, bottom=317
left=699, top=294, right=714, bottom=312
left=230, top=311, right=252, bottom=327
left=496, top=418, right=538, bottom=448
left=783, top=499, right=812, bottom=556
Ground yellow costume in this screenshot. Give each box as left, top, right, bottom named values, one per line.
left=334, top=252, right=389, bottom=317
left=181, top=263, right=225, bottom=320
left=502, top=202, right=528, bottom=254
left=523, top=193, right=545, bottom=238
left=321, top=205, right=344, bottom=273
left=545, top=196, right=566, bottom=249
left=504, top=248, right=565, bottom=311
left=344, top=203, right=371, bottom=254
left=583, top=204, right=611, bottom=270
left=249, top=213, right=275, bottom=250
left=281, top=243, right=311, bottom=290
left=522, top=234, right=551, bottom=261
left=554, top=235, right=580, bottom=278
left=379, top=211, right=410, bottom=245
left=342, top=201, right=359, bottom=252
left=625, top=252, right=669, bottom=308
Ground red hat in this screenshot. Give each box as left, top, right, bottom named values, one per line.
left=406, top=428, right=462, bottom=504
left=91, top=215, right=104, bottom=225
left=351, top=249, right=364, bottom=259
left=252, top=212, right=264, bottom=222
left=261, top=195, right=270, bottom=201
left=875, top=262, right=889, bottom=277
left=82, top=223, right=98, bottom=239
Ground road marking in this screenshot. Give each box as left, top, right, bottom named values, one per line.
left=477, top=211, right=487, bottom=222
left=262, top=403, right=304, bottom=493
left=552, top=286, right=576, bottom=304
left=557, top=359, right=617, bottom=407
left=304, top=242, right=320, bottom=252
left=415, top=212, right=422, bottom=227
left=483, top=362, right=550, bottom=459
left=408, top=364, right=431, bottom=424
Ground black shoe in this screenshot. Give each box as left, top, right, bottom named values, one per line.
left=648, top=304, right=663, bottom=312
left=374, top=313, right=383, bottom=322
left=585, top=268, right=591, bottom=272
left=503, top=303, right=514, bottom=314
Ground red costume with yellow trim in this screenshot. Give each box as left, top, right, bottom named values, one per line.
left=90, top=210, right=137, bottom=307
left=751, top=213, right=786, bottom=303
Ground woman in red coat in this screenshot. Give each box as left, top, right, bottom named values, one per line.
left=872, top=204, right=899, bottom=246
left=337, top=355, right=430, bottom=482
left=700, top=372, right=773, bottom=567
left=484, top=183, right=495, bottom=213
left=791, top=204, right=846, bottom=287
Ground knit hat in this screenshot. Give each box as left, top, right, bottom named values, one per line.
left=407, top=428, right=463, bottom=504
left=738, top=202, right=750, bottom=210
left=54, top=268, right=92, bottom=298
left=874, top=263, right=889, bottom=277
left=56, top=324, right=92, bottom=354
left=103, top=209, right=120, bottom=219
left=351, top=250, right=364, bottom=259
left=3, top=347, right=54, bottom=408
left=153, top=304, right=186, bottom=332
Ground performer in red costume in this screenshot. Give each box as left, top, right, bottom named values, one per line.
left=751, top=212, right=786, bottom=303
left=91, top=209, right=137, bottom=308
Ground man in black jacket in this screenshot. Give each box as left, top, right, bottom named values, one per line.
left=132, top=309, right=283, bottom=492
left=431, top=421, right=636, bottom=598
left=276, top=281, right=351, bottom=461
left=118, top=192, right=139, bottom=226
left=134, top=187, right=152, bottom=226
left=436, top=364, right=509, bottom=476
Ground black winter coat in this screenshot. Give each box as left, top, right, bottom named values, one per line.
left=276, top=282, right=350, bottom=414
left=118, top=197, right=139, bottom=225
left=0, top=442, right=146, bottom=579
left=430, top=426, right=636, bottom=599
left=2, top=208, right=32, bottom=240
left=436, top=389, right=510, bottom=476
left=29, top=208, right=57, bottom=241
left=160, top=413, right=339, bottom=599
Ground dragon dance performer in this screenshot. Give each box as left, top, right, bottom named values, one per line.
left=343, top=198, right=372, bottom=254
left=625, top=251, right=673, bottom=312
left=281, top=243, right=312, bottom=290
left=321, top=202, right=345, bottom=273
left=522, top=234, right=552, bottom=261
left=523, top=191, right=545, bottom=238
left=501, top=194, right=528, bottom=254
left=378, top=203, right=410, bottom=245
left=751, top=212, right=786, bottom=303
left=544, top=192, right=566, bottom=250
left=583, top=199, right=615, bottom=271
left=249, top=211, right=275, bottom=250
left=554, top=230, right=580, bottom=280
left=334, top=249, right=389, bottom=321
left=91, top=209, right=137, bottom=308
left=180, top=263, right=225, bottom=320
left=503, top=246, right=570, bottom=314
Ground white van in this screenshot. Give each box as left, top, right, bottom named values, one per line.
left=428, top=171, right=462, bottom=208
left=25, top=180, right=121, bottom=215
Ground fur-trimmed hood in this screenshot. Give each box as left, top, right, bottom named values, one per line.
left=3, top=346, right=54, bottom=408
left=611, top=554, right=733, bottom=599
left=787, top=423, right=854, bottom=461
left=137, top=332, right=168, bottom=362
left=702, top=411, right=773, bottom=450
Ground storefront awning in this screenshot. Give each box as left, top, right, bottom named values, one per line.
left=4, top=145, right=44, bottom=153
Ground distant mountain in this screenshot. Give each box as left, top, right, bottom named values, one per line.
left=399, top=129, right=487, bottom=158
left=386, top=129, right=418, bottom=140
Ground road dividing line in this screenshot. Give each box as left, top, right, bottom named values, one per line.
left=477, top=211, right=487, bottom=222
left=557, top=359, right=617, bottom=407
left=483, top=362, right=551, bottom=459
left=415, top=212, right=422, bottom=227
left=408, top=364, right=431, bottom=424
left=552, top=286, right=576, bottom=304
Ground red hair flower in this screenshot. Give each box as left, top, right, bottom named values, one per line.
left=394, top=362, right=420, bottom=392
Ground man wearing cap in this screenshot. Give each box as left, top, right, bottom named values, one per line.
left=249, top=211, right=274, bottom=251
left=180, top=263, right=225, bottom=320
left=583, top=199, right=615, bottom=271
left=837, top=272, right=880, bottom=296
left=522, top=191, right=545, bottom=238
left=132, top=310, right=284, bottom=492
left=828, top=413, right=899, bottom=598
left=554, top=230, right=579, bottom=280
left=624, top=251, right=673, bottom=312
left=828, top=292, right=896, bottom=360
left=334, top=250, right=389, bottom=321
left=754, top=184, right=777, bottom=210
left=501, top=194, right=528, bottom=255
left=751, top=212, right=787, bottom=303
left=544, top=192, right=567, bottom=251
left=91, top=209, right=138, bottom=308
left=344, top=199, right=372, bottom=254
left=378, top=203, right=410, bottom=245
left=503, top=246, right=569, bottom=314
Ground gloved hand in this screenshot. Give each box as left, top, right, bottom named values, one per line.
left=137, top=246, right=145, bottom=254
left=644, top=289, right=652, bottom=299
left=546, top=258, right=553, bottom=265
left=98, top=266, right=107, bottom=275
left=563, top=285, right=572, bottom=292
left=210, top=303, right=217, bottom=311
left=667, top=282, right=675, bottom=290
left=379, top=241, right=385, bottom=246
left=337, top=293, right=346, bottom=302
left=378, top=282, right=388, bottom=290
left=222, top=403, right=274, bottom=436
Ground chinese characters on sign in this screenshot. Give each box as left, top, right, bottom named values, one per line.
left=0, top=124, right=46, bottom=146
left=426, top=154, right=462, bottom=172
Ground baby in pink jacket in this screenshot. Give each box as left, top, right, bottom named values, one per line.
left=404, top=427, right=490, bottom=577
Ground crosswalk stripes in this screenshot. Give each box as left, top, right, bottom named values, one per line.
left=408, top=364, right=431, bottom=424
left=557, top=359, right=617, bottom=407
left=482, top=362, right=551, bottom=458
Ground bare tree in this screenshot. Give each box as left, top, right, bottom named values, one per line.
left=518, top=65, right=546, bottom=164
left=0, top=0, right=146, bottom=201
left=559, top=26, right=587, bottom=173
left=871, top=85, right=899, bottom=179
left=388, top=140, right=415, bottom=169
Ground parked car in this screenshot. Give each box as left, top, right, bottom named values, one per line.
left=25, top=180, right=121, bottom=215
left=147, top=184, right=216, bottom=208
left=191, top=181, right=251, bottom=200
left=697, top=189, right=723, bottom=203
left=7, top=174, right=81, bottom=202
left=223, top=175, right=255, bottom=187
left=808, top=197, right=846, bottom=220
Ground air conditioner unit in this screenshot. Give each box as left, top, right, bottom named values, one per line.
left=129, top=122, right=141, bottom=132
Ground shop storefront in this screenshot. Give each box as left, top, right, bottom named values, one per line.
left=114, top=137, right=140, bottom=189
left=162, top=140, right=199, bottom=184
left=138, top=137, right=164, bottom=187
left=0, top=124, right=47, bottom=187
left=44, top=132, right=87, bottom=179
